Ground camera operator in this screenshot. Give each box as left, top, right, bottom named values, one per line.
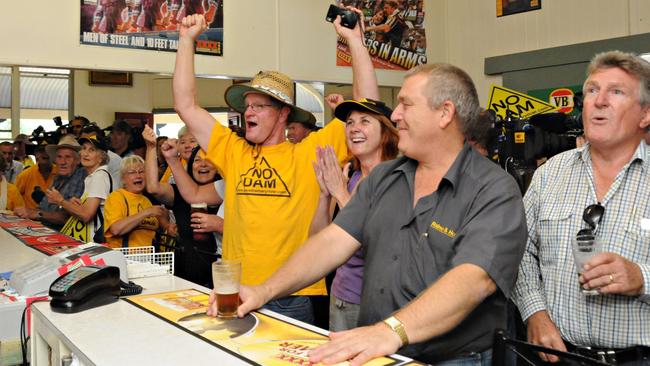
left=69, top=116, right=90, bottom=138
left=0, top=141, right=24, bottom=183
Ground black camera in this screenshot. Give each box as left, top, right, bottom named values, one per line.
left=326, top=4, right=358, bottom=29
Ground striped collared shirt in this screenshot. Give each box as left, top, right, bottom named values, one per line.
left=513, top=141, right=650, bottom=348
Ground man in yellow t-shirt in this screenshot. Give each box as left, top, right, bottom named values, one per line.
left=15, top=146, right=58, bottom=209
left=168, top=13, right=379, bottom=324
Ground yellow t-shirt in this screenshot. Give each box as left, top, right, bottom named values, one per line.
left=6, top=183, right=24, bottom=211
left=104, top=188, right=159, bottom=249
left=20, top=156, right=35, bottom=169
left=159, top=159, right=187, bottom=183
left=15, top=165, right=58, bottom=209
left=206, top=119, right=348, bottom=295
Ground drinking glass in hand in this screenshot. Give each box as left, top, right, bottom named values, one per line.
left=572, top=235, right=602, bottom=295
left=190, top=202, right=210, bottom=241
left=212, top=259, right=241, bottom=318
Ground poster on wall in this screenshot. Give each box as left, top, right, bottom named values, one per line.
left=496, top=0, right=541, bottom=17
left=335, top=0, right=427, bottom=71
left=80, top=0, right=223, bottom=56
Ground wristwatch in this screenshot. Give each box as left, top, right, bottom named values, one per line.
left=383, top=315, right=409, bottom=347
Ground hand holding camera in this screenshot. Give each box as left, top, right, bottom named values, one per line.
left=326, top=4, right=364, bottom=33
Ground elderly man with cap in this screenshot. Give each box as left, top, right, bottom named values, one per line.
left=15, top=135, right=87, bottom=231
left=169, top=10, right=377, bottom=323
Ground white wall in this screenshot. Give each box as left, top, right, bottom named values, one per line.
left=73, top=71, right=153, bottom=126
left=2, top=0, right=650, bottom=111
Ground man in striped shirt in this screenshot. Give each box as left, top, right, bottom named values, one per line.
left=513, top=50, right=650, bottom=364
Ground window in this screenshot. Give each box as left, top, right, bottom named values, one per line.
left=153, top=110, right=230, bottom=139
left=296, top=82, right=325, bottom=126
left=0, top=67, right=12, bottom=141
left=19, top=67, right=70, bottom=137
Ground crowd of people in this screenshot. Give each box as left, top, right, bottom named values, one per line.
left=3, top=5, right=650, bottom=365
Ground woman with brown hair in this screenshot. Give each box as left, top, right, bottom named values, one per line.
left=310, top=97, right=398, bottom=331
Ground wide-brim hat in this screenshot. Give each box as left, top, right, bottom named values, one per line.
left=224, top=71, right=316, bottom=126
left=78, top=136, right=110, bottom=152
left=334, top=98, right=397, bottom=132
left=45, top=134, right=81, bottom=161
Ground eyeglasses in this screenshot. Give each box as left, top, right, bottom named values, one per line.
left=244, top=103, right=275, bottom=113
left=577, top=203, right=605, bottom=239
left=125, top=170, right=145, bottom=175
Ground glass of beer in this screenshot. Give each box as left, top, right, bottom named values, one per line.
left=190, top=202, right=209, bottom=241
left=212, top=259, right=241, bottom=318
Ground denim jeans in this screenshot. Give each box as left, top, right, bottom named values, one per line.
left=263, top=296, right=314, bottom=325
left=329, top=295, right=360, bottom=332
left=434, top=349, right=492, bottom=366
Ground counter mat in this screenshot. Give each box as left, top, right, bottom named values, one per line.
left=124, top=288, right=420, bottom=366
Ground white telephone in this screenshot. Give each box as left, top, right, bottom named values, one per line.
left=9, top=243, right=127, bottom=296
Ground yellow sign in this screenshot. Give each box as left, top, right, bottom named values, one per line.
left=487, top=85, right=558, bottom=120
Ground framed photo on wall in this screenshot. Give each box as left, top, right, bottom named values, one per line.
left=89, top=71, right=133, bottom=86
left=497, top=0, right=541, bottom=17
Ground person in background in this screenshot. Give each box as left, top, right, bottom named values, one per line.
left=68, top=116, right=90, bottom=138
left=156, top=136, right=169, bottom=181
left=14, top=135, right=87, bottom=230
left=109, top=120, right=134, bottom=158
left=51, top=136, right=113, bottom=243
left=159, top=126, right=198, bottom=184
left=15, top=146, right=57, bottom=209
left=144, top=125, right=222, bottom=288
left=309, top=98, right=399, bottom=332
left=0, top=141, right=24, bottom=183
left=513, top=50, right=650, bottom=365
left=286, top=120, right=319, bottom=144
left=81, top=124, right=123, bottom=189
left=104, top=156, right=173, bottom=248
left=0, top=154, right=25, bottom=211
left=13, top=134, right=35, bottom=168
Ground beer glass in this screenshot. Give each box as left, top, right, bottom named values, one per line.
left=212, top=259, right=241, bottom=318
left=571, top=235, right=602, bottom=295
left=190, top=202, right=209, bottom=241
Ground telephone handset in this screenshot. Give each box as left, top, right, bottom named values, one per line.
left=48, top=265, right=128, bottom=313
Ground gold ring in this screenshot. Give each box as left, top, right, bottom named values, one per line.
left=608, top=274, right=614, bottom=284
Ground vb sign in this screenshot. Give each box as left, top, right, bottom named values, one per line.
left=549, top=88, right=574, bottom=114
left=487, top=85, right=558, bottom=120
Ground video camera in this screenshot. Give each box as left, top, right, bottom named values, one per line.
left=29, top=116, right=83, bottom=145
left=494, top=95, right=584, bottom=193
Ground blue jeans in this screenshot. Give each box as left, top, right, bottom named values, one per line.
left=263, top=296, right=314, bottom=325
left=434, top=349, right=492, bottom=366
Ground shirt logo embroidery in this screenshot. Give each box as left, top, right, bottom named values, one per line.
left=430, top=220, right=456, bottom=238
left=236, top=157, right=291, bottom=197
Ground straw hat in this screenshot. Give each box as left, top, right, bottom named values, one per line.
left=225, top=71, right=316, bottom=125
left=45, top=134, right=81, bottom=162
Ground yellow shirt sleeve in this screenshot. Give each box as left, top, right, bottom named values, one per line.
left=7, top=183, right=25, bottom=211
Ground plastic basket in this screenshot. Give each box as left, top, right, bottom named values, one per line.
left=115, top=246, right=174, bottom=279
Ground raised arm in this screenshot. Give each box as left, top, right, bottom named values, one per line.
left=335, top=8, right=379, bottom=100
left=143, top=125, right=174, bottom=206
left=161, top=139, right=222, bottom=205
left=173, top=14, right=216, bottom=149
